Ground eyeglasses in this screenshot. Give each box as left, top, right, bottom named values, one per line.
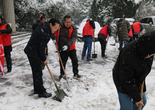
left=65, top=22, right=71, bottom=24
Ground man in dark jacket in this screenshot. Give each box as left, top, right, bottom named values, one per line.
left=36, top=13, right=44, bottom=23
left=82, top=19, right=95, bottom=61
left=113, top=31, right=155, bottom=110
left=98, top=24, right=111, bottom=58
left=24, top=18, right=60, bottom=98
left=117, top=18, right=130, bottom=51
left=0, top=15, right=12, bottom=73
left=32, top=16, right=46, bottom=31
left=55, top=15, right=81, bottom=79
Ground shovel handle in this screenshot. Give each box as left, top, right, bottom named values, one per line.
left=54, top=44, right=67, bottom=77
left=138, top=81, right=144, bottom=110
left=45, top=64, right=56, bottom=85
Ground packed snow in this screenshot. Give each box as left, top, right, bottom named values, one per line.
left=0, top=33, right=155, bottom=110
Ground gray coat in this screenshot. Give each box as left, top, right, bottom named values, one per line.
left=117, top=18, right=130, bottom=41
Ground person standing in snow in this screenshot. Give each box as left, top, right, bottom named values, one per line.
left=128, top=24, right=134, bottom=43
left=0, top=15, right=12, bottom=73
left=55, top=15, right=81, bottom=80
left=32, top=16, right=46, bottom=31
left=113, top=31, right=155, bottom=110
left=36, top=13, right=44, bottom=23
left=117, top=18, right=130, bottom=51
left=24, top=18, right=60, bottom=98
left=98, top=24, right=111, bottom=58
left=132, top=20, right=143, bottom=40
left=81, top=19, right=95, bottom=61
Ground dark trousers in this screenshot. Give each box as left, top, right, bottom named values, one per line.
left=4, top=52, right=12, bottom=71
left=27, top=55, right=46, bottom=94
left=98, top=34, right=106, bottom=57
left=60, top=49, right=78, bottom=75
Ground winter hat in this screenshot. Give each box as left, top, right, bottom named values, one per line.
left=136, top=31, right=155, bottom=58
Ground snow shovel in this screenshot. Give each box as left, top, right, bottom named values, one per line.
left=45, top=63, right=68, bottom=102
left=92, top=40, right=97, bottom=58
left=138, top=81, right=144, bottom=110
left=110, top=41, right=118, bottom=46
left=54, top=43, right=70, bottom=88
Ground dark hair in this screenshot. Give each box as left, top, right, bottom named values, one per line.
left=49, top=18, right=60, bottom=26
left=0, top=14, right=3, bottom=20
left=86, top=19, right=90, bottom=22
left=39, top=13, right=45, bottom=17
left=40, top=16, right=46, bottom=21
left=63, top=15, right=72, bottom=21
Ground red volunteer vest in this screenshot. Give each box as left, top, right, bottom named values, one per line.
left=128, top=25, right=133, bottom=37
left=98, top=25, right=109, bottom=38
left=0, top=23, right=12, bottom=46
left=55, top=26, right=75, bottom=51
left=0, top=35, right=4, bottom=76
left=82, top=21, right=94, bottom=37
left=132, top=22, right=140, bottom=33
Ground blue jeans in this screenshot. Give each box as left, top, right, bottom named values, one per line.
left=118, top=92, right=146, bottom=110
left=82, top=37, right=93, bottom=60
left=119, top=40, right=128, bottom=51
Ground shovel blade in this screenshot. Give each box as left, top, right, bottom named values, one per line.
left=55, top=89, right=68, bottom=101
left=92, top=54, right=97, bottom=58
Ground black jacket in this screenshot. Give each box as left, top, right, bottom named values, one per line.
left=113, top=31, right=155, bottom=102
left=32, top=22, right=41, bottom=31
left=24, top=21, right=52, bottom=61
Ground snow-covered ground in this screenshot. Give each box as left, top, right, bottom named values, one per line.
left=0, top=35, right=155, bottom=110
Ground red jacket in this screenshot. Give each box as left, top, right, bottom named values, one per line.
left=128, top=25, right=133, bottom=37
left=98, top=25, right=109, bottom=38
left=132, top=22, right=140, bottom=33
left=0, top=23, right=12, bottom=46
left=55, top=26, right=75, bottom=51
left=82, top=21, right=94, bottom=37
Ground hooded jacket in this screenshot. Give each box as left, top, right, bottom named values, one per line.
left=113, top=31, right=155, bottom=102
left=117, top=18, right=130, bottom=41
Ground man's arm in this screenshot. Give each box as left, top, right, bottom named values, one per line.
left=107, top=25, right=111, bottom=36
left=89, top=20, right=95, bottom=41
left=0, top=24, right=12, bottom=34
left=140, top=23, right=143, bottom=32
left=67, top=25, right=77, bottom=47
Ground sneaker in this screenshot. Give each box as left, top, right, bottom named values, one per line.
left=34, top=91, right=38, bottom=94
left=59, top=74, right=65, bottom=80
left=73, top=74, right=81, bottom=79
left=87, top=59, right=93, bottom=61
left=102, top=55, right=108, bottom=58
left=38, top=92, right=52, bottom=98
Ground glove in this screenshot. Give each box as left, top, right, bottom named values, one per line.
left=53, top=40, right=56, bottom=44
left=62, top=45, right=68, bottom=51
